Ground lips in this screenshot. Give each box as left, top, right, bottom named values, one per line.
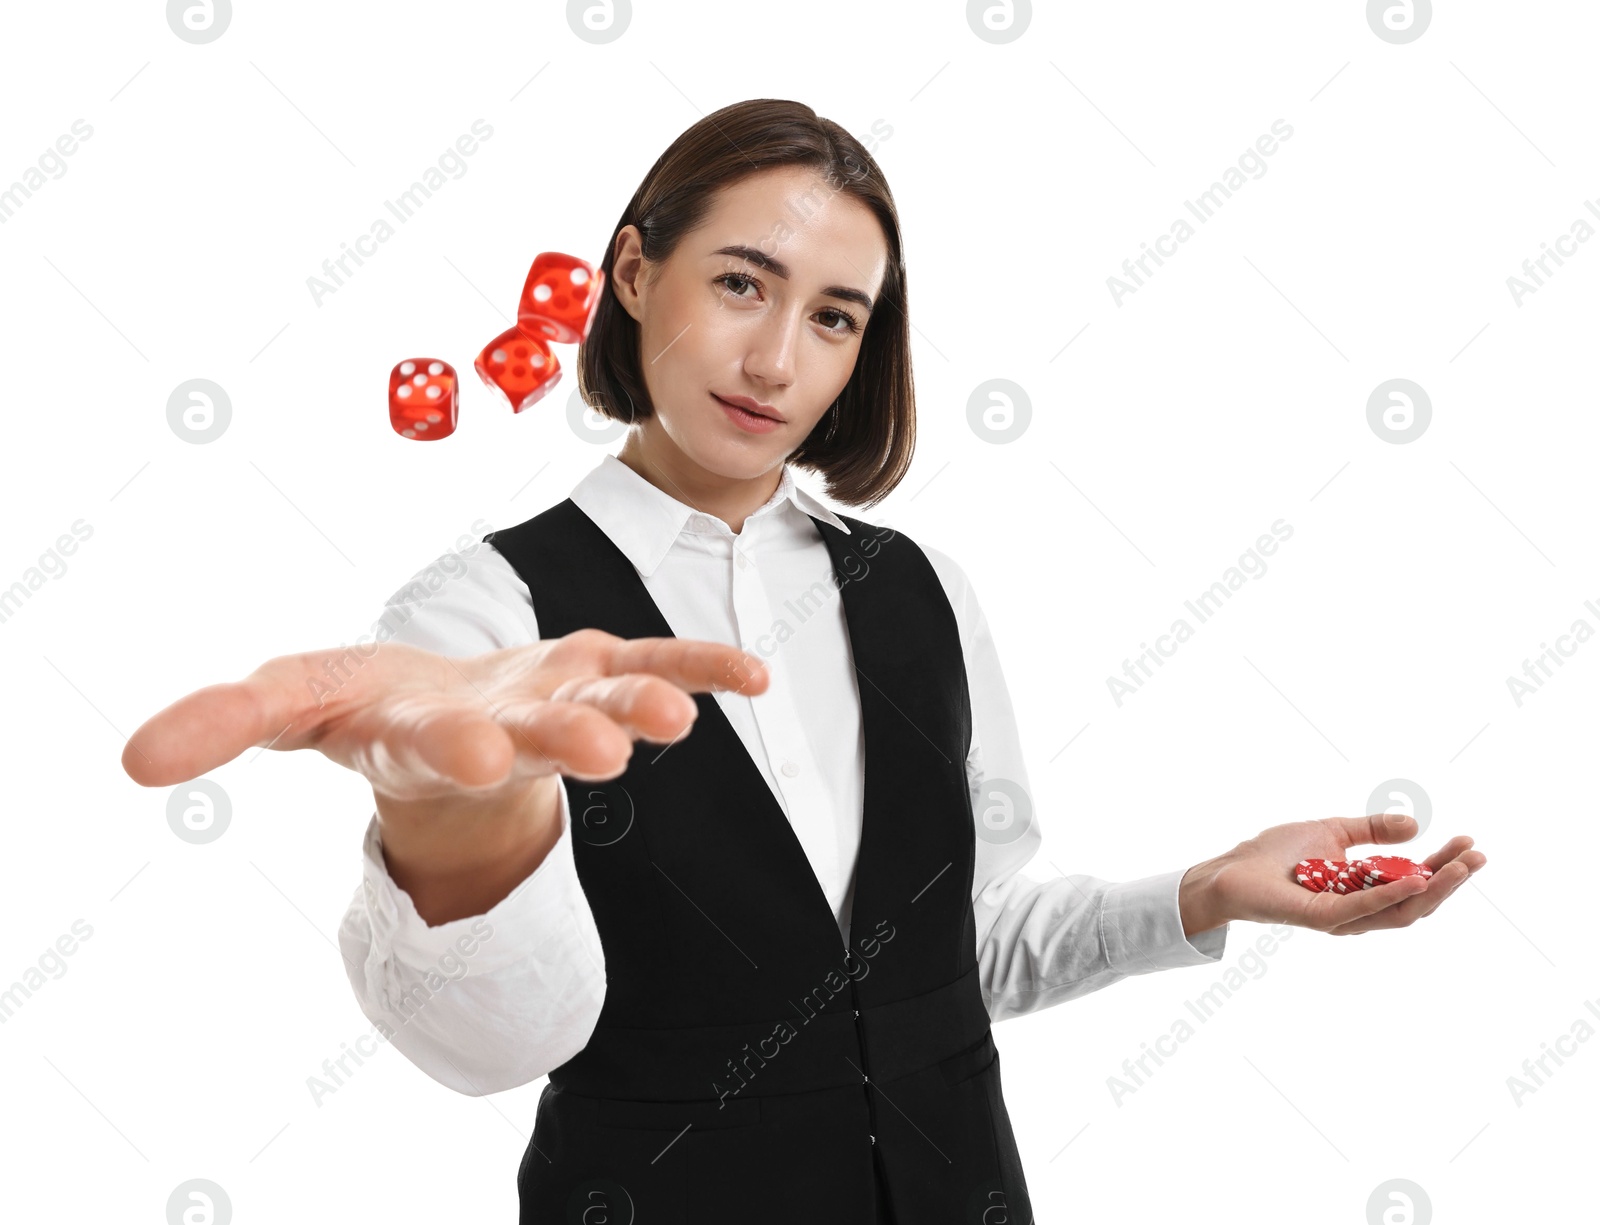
left=713, top=393, right=784, bottom=423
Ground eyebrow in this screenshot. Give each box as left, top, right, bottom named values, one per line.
left=710, top=244, right=875, bottom=314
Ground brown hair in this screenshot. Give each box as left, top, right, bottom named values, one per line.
left=577, top=98, right=914, bottom=509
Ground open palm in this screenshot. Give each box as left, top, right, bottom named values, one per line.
left=1205, top=813, right=1487, bottom=936
left=122, top=628, right=770, bottom=803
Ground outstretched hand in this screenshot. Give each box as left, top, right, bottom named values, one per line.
left=121, top=629, right=770, bottom=802
left=1180, top=813, right=1488, bottom=937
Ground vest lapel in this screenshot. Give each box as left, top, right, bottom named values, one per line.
left=556, top=504, right=858, bottom=951
left=808, top=513, right=976, bottom=993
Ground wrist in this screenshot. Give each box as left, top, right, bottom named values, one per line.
left=1179, top=854, right=1234, bottom=938
left=376, top=775, right=565, bottom=924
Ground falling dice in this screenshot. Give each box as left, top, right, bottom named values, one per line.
left=388, top=358, right=458, bottom=440
left=516, top=252, right=604, bottom=345
left=475, top=325, right=561, bottom=413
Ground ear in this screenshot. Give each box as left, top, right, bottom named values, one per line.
left=610, top=226, right=648, bottom=324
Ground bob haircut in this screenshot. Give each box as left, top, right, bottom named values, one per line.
left=577, top=98, right=914, bottom=509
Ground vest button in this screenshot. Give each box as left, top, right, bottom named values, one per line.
left=869, top=1134, right=876, bottom=1144
left=854, top=1009, right=860, bottom=1018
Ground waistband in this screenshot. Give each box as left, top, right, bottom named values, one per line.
left=548, top=963, right=991, bottom=1101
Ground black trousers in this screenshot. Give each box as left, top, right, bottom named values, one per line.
left=872, top=1147, right=895, bottom=1224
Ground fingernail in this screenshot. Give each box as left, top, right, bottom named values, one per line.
left=1386, top=813, right=1409, bottom=826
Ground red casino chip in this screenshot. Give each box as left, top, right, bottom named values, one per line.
left=1292, top=855, right=1431, bottom=894
left=1362, top=855, right=1433, bottom=882
left=1295, top=858, right=1336, bottom=893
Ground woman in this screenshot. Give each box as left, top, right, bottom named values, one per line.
left=123, top=98, right=1486, bottom=1225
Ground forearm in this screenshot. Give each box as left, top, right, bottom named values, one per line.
left=375, top=774, right=564, bottom=926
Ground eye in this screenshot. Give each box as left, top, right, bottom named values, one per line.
left=816, top=307, right=863, bottom=336
left=715, top=271, right=760, bottom=301
left=712, top=271, right=864, bottom=337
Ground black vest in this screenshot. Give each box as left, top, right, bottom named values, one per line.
left=485, top=499, right=1033, bottom=1225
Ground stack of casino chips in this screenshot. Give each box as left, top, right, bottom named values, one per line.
left=1294, top=855, right=1433, bottom=895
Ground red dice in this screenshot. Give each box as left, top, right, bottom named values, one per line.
left=517, top=252, right=604, bottom=345
left=388, top=358, right=459, bottom=440
left=474, top=326, right=561, bottom=413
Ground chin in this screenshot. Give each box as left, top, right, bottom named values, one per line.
left=656, top=410, right=792, bottom=478
left=693, top=439, right=786, bottom=477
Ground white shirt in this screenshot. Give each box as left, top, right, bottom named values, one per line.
left=338, top=453, right=1229, bottom=1096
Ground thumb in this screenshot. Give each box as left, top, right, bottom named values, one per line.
left=123, top=679, right=288, bottom=787
left=1320, top=812, right=1416, bottom=850
left=1365, top=811, right=1417, bottom=846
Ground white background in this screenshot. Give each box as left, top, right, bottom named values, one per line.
left=1, top=1, right=1592, bottom=1222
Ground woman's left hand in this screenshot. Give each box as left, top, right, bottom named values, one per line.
left=1179, top=813, right=1488, bottom=937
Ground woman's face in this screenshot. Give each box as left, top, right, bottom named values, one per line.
left=610, top=164, right=889, bottom=481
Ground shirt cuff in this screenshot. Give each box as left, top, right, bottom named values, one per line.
left=1101, top=868, right=1229, bottom=974
left=358, top=780, right=584, bottom=979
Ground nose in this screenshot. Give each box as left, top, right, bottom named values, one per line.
left=741, top=308, right=800, bottom=388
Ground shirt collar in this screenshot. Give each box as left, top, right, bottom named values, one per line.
left=568, top=453, right=852, bottom=578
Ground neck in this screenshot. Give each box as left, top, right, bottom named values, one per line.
left=616, top=420, right=782, bottom=535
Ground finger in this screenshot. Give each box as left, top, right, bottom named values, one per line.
left=359, top=694, right=636, bottom=792
left=1326, top=853, right=1485, bottom=934
left=428, top=694, right=638, bottom=783
left=502, top=678, right=697, bottom=754
left=600, top=636, right=770, bottom=697
left=1340, top=862, right=1467, bottom=932
left=1331, top=852, right=1486, bottom=933
left=399, top=702, right=521, bottom=789
left=1301, top=873, right=1431, bottom=930
left=314, top=687, right=521, bottom=793
left=122, top=664, right=316, bottom=787
left=512, top=700, right=647, bottom=780
left=124, top=643, right=445, bottom=787
left=1421, top=835, right=1475, bottom=874
left=1320, top=812, right=1419, bottom=850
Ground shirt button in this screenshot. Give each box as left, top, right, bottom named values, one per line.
left=853, top=1009, right=860, bottom=1017
left=736, top=553, right=748, bottom=569
left=869, top=1134, right=876, bottom=1145
left=780, top=761, right=799, bottom=778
